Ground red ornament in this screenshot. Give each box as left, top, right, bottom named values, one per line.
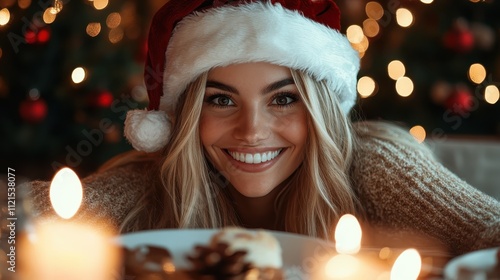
left=97, top=91, right=114, bottom=107
left=25, top=30, right=37, bottom=44
left=37, top=28, right=51, bottom=44
left=444, top=87, right=474, bottom=115
left=19, top=98, right=48, bottom=123
left=443, top=18, right=475, bottom=53
left=24, top=28, right=51, bottom=44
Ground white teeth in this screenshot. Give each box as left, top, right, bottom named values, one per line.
left=228, top=149, right=282, bottom=164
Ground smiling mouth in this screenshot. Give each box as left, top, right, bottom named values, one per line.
left=225, top=149, right=284, bottom=164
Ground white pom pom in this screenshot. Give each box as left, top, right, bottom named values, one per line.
left=124, top=109, right=171, bottom=152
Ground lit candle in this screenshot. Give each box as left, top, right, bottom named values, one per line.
left=390, top=249, right=422, bottom=280
left=21, top=168, right=119, bottom=280
left=324, top=214, right=369, bottom=279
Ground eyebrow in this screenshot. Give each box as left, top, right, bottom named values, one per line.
left=206, top=78, right=295, bottom=95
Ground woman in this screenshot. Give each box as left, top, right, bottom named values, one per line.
left=28, top=0, right=499, bottom=257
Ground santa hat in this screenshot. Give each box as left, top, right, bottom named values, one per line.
left=125, top=0, right=360, bottom=152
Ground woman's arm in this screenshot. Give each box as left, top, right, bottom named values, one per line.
left=352, top=132, right=500, bottom=256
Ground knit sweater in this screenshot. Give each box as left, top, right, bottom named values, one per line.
left=25, top=135, right=500, bottom=257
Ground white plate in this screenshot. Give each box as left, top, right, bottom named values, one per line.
left=118, top=228, right=335, bottom=271
left=118, top=229, right=448, bottom=279
left=443, top=247, right=499, bottom=280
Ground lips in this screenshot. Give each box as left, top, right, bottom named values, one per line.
left=226, top=149, right=283, bottom=164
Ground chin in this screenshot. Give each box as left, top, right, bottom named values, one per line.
left=231, top=184, right=276, bottom=198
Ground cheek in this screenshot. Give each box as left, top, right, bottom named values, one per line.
left=199, top=113, right=233, bottom=155
left=199, top=114, right=218, bottom=146
left=278, top=111, right=308, bottom=147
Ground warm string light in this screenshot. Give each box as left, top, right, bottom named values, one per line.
left=43, top=8, right=57, bottom=24
left=0, top=8, right=11, bottom=26
left=396, top=8, right=414, bottom=28
left=365, top=2, right=384, bottom=20
left=357, top=76, right=377, bottom=98
left=396, top=77, right=414, bottom=97
left=71, top=67, right=87, bottom=84
left=363, top=18, right=380, bottom=38
left=387, top=60, right=406, bottom=80
left=86, top=22, right=102, bottom=37
left=106, top=13, right=121, bottom=28
left=484, top=85, right=499, bottom=104
left=468, top=63, right=486, bottom=84
left=93, top=0, right=109, bottom=10
left=18, top=0, right=32, bottom=9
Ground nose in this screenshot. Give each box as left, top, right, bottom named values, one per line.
left=232, top=106, right=270, bottom=144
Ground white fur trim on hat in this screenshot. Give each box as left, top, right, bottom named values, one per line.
left=124, top=109, right=171, bottom=152
left=161, top=1, right=360, bottom=116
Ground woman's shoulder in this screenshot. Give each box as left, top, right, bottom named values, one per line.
left=352, top=120, right=433, bottom=164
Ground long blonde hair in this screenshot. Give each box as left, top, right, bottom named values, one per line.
left=117, top=69, right=425, bottom=240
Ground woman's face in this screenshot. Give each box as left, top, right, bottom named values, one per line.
left=200, top=62, right=308, bottom=197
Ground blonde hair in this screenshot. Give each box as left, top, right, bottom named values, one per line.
left=116, top=68, right=423, bottom=239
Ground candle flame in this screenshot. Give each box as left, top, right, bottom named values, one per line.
left=390, top=249, right=421, bottom=280
left=334, top=214, right=361, bottom=254
left=50, top=167, right=83, bottom=219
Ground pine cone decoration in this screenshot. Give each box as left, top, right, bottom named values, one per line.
left=186, top=242, right=253, bottom=279
left=122, top=245, right=176, bottom=280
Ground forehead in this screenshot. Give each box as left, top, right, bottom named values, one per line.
left=207, top=62, right=293, bottom=83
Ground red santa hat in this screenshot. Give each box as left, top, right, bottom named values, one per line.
left=125, top=0, right=360, bottom=152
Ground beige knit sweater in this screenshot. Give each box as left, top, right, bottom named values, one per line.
left=25, top=135, right=500, bottom=257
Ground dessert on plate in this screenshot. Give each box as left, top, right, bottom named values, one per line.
left=120, top=227, right=284, bottom=280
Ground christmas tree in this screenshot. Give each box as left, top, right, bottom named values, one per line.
left=0, top=0, right=499, bottom=181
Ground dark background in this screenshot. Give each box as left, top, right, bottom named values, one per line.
left=1, top=0, right=499, bottom=181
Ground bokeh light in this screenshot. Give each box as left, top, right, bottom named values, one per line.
left=52, top=0, right=63, bottom=14
left=109, top=28, right=124, bottom=43
left=93, top=0, right=109, bottom=10
left=363, top=19, right=380, bottom=38
left=396, top=76, right=414, bottom=97
left=18, top=0, right=32, bottom=9
left=347, top=25, right=364, bottom=44
left=357, top=76, right=377, bottom=98
left=29, top=88, right=40, bottom=100
left=43, top=8, right=57, bottom=24
left=468, top=63, right=486, bottom=84
left=86, top=23, right=101, bottom=37
left=71, top=67, right=86, bottom=84
left=410, top=125, right=426, bottom=143
left=484, top=85, right=499, bottom=104
left=365, top=2, right=384, bottom=20
left=379, top=247, right=392, bottom=260
left=420, top=0, right=434, bottom=3
left=0, top=8, right=11, bottom=26
left=396, top=8, right=414, bottom=28
left=106, top=13, right=121, bottom=29
left=388, top=60, right=406, bottom=80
